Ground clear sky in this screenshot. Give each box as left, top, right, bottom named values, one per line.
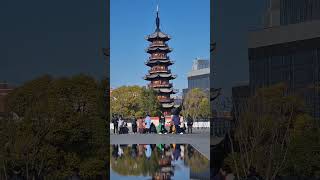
left=110, top=0, right=210, bottom=93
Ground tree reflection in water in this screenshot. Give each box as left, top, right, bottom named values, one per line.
left=110, top=144, right=209, bottom=179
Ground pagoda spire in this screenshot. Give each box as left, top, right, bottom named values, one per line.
left=156, top=4, right=160, bottom=32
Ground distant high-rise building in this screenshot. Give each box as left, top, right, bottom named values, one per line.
left=247, top=0, right=320, bottom=121
left=192, top=58, right=210, bottom=71
left=183, top=58, right=210, bottom=96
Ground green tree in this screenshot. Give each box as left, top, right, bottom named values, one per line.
left=281, top=114, right=320, bottom=177
left=0, top=74, right=108, bottom=179
left=138, top=88, right=161, bottom=117
left=110, top=86, right=160, bottom=118
left=182, top=88, right=210, bottom=122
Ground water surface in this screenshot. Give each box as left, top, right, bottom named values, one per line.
left=110, top=144, right=209, bottom=180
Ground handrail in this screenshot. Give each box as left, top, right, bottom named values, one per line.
left=149, top=83, right=173, bottom=88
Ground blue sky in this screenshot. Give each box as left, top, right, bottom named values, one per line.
left=110, top=0, right=210, bottom=93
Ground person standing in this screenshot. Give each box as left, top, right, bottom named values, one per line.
left=159, top=113, right=167, bottom=134
left=145, top=113, right=151, bottom=134
left=132, top=116, right=137, bottom=134
left=118, top=115, right=124, bottom=134
left=172, top=113, right=180, bottom=134
left=138, top=117, right=144, bottom=134
left=187, top=115, right=193, bottom=134
left=179, top=114, right=186, bottom=134
left=112, top=115, right=119, bottom=134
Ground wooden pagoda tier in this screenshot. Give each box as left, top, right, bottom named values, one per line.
left=144, top=8, right=177, bottom=115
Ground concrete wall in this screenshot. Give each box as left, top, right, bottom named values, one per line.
left=249, top=20, right=320, bottom=48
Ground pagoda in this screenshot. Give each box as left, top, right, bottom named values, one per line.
left=144, top=6, right=177, bottom=116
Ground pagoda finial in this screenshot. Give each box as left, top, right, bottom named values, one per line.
left=156, top=4, right=160, bottom=32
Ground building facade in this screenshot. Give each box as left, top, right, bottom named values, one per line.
left=212, top=111, right=233, bottom=137
left=231, top=83, right=250, bottom=121
left=248, top=0, right=320, bottom=121
left=144, top=8, right=177, bottom=115
left=264, top=0, right=320, bottom=27
left=280, top=0, right=320, bottom=25
left=183, top=58, right=210, bottom=97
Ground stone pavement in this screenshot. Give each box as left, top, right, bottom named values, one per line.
left=110, top=128, right=223, bottom=160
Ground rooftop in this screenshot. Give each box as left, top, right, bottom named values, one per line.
left=145, top=31, right=171, bottom=41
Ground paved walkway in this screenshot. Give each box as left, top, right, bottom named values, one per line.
left=110, top=129, right=221, bottom=160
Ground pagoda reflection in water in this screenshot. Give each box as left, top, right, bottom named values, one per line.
left=110, top=144, right=209, bottom=180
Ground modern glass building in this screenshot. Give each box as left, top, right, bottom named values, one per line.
left=183, top=58, right=210, bottom=96
left=280, top=0, right=320, bottom=25
left=264, top=0, right=320, bottom=27
left=249, top=5, right=320, bottom=121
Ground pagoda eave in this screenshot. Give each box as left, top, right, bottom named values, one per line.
left=145, top=32, right=171, bottom=41
left=144, top=75, right=176, bottom=81
left=145, top=60, right=174, bottom=66
left=145, top=47, right=173, bottom=53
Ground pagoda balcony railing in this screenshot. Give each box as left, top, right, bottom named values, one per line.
left=149, top=56, right=169, bottom=60
left=149, top=83, right=173, bottom=88
left=150, top=43, right=168, bottom=47
left=149, top=69, right=171, bottom=74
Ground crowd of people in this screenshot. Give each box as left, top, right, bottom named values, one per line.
left=111, top=112, right=194, bottom=135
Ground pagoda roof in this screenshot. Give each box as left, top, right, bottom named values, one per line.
left=146, top=46, right=172, bottom=53
left=154, top=88, right=178, bottom=94
left=145, top=31, right=171, bottom=41
left=145, top=59, right=174, bottom=66
left=144, top=73, right=177, bottom=80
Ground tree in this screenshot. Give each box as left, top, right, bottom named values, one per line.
left=225, top=83, right=312, bottom=179
left=0, top=74, right=108, bottom=179
left=138, top=88, right=161, bottom=117
left=110, top=86, right=161, bottom=118
left=281, top=114, right=320, bottom=177
left=182, top=88, right=210, bottom=122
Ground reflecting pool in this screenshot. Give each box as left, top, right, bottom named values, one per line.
left=110, top=144, right=210, bottom=180
left=110, top=144, right=209, bottom=180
